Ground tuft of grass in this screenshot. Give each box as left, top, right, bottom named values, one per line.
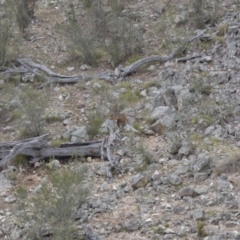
left=202, top=114, right=213, bottom=126
left=140, top=109, right=153, bottom=125
left=51, top=138, right=68, bottom=147
left=209, top=137, right=220, bottom=146
left=44, top=114, right=63, bottom=124
left=193, top=80, right=212, bottom=95
left=125, top=55, right=142, bottom=65
left=192, top=115, right=199, bottom=125
left=144, top=80, right=161, bottom=90
left=136, top=144, right=155, bottom=165
left=119, top=89, right=142, bottom=106
left=215, top=153, right=240, bottom=176
left=12, top=154, right=29, bottom=168
left=217, top=23, right=228, bottom=36
left=200, top=85, right=212, bottom=95
left=206, top=210, right=217, bottom=217
left=133, top=122, right=142, bottom=132
left=33, top=73, right=47, bottom=83
left=212, top=35, right=225, bottom=44
left=196, top=221, right=207, bottom=237
left=118, top=81, right=132, bottom=90
left=134, top=163, right=148, bottom=173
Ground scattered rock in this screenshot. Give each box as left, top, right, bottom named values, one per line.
left=131, top=173, right=151, bottom=189
left=67, top=67, right=75, bottom=71
left=47, top=159, right=61, bottom=171
left=123, top=219, right=141, bottom=232
left=177, top=187, right=199, bottom=199
left=4, top=195, right=16, bottom=203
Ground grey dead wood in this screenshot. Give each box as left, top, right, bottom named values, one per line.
left=101, top=126, right=122, bottom=181
left=0, top=134, right=49, bottom=168
left=0, top=128, right=123, bottom=180
left=3, top=30, right=206, bottom=87
left=0, top=135, right=108, bottom=169
left=176, top=54, right=202, bottom=62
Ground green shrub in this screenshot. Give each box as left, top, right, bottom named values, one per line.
left=65, top=22, right=99, bottom=66
left=192, top=0, right=205, bottom=29
left=191, top=0, right=221, bottom=29
left=19, top=87, right=48, bottom=138
left=64, top=1, right=99, bottom=66
left=64, top=0, right=144, bottom=66
left=0, top=0, right=15, bottom=69
left=16, top=5, right=31, bottom=35
left=0, top=19, right=11, bottom=69
left=16, top=164, right=88, bottom=240
left=16, top=0, right=36, bottom=36
left=86, top=111, right=105, bottom=140
left=103, top=15, right=143, bottom=66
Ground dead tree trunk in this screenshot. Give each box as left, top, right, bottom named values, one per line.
left=0, top=135, right=106, bottom=169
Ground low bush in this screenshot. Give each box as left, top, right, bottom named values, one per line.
left=16, top=164, right=89, bottom=240
left=86, top=111, right=105, bottom=140
left=19, top=87, right=48, bottom=138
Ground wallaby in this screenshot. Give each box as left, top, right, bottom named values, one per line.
left=110, top=114, right=128, bottom=130
left=110, top=113, right=140, bottom=134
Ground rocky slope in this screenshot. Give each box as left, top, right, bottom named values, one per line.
left=1, top=0, right=240, bottom=239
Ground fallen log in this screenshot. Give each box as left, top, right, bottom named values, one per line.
left=0, top=135, right=106, bottom=169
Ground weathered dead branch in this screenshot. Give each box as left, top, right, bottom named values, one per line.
left=2, top=30, right=207, bottom=87
left=101, top=126, right=122, bottom=180
left=0, top=127, right=124, bottom=181
left=0, top=135, right=106, bottom=169
left=176, top=54, right=202, bottom=62
left=0, top=134, right=49, bottom=168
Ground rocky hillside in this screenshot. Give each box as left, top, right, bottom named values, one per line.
left=1, top=0, right=240, bottom=239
